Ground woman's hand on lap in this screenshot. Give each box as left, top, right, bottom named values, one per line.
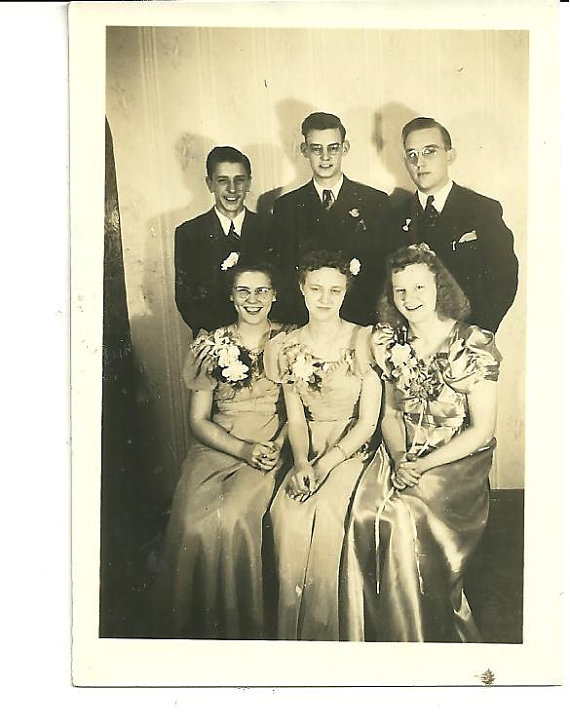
left=392, top=458, right=422, bottom=489
left=313, top=453, right=338, bottom=487
left=287, top=462, right=315, bottom=500
left=244, top=442, right=278, bottom=471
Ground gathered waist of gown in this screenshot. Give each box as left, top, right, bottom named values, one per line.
left=408, top=437, right=497, bottom=458
left=213, top=404, right=281, bottom=443
left=216, top=399, right=277, bottom=416
left=404, top=410, right=466, bottom=429
left=306, top=407, right=357, bottom=423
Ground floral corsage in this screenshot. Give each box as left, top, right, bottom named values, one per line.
left=380, top=327, right=443, bottom=403
left=349, top=208, right=367, bottom=232
left=282, top=342, right=354, bottom=392
left=193, top=328, right=257, bottom=389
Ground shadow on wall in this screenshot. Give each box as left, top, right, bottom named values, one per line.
left=253, top=99, right=424, bottom=214
left=131, top=131, right=216, bottom=510
left=255, top=98, right=315, bottom=216
left=371, top=102, right=420, bottom=207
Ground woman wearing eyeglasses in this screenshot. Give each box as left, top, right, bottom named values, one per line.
left=340, top=244, right=501, bottom=642
left=264, top=249, right=382, bottom=641
left=150, top=259, right=288, bottom=639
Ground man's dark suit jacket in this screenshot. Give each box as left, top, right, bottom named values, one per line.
left=391, top=182, right=519, bottom=333
left=271, top=176, right=392, bottom=326
left=174, top=207, right=270, bottom=336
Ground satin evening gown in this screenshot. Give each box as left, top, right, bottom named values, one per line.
left=151, top=324, right=285, bottom=639
left=341, top=322, right=501, bottom=642
left=264, top=324, right=377, bottom=641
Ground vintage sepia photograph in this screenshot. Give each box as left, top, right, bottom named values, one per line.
left=70, top=0, right=563, bottom=687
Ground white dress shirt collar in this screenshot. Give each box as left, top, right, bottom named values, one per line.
left=418, top=179, right=454, bottom=213
left=313, top=174, right=344, bottom=204
left=214, top=207, right=246, bottom=236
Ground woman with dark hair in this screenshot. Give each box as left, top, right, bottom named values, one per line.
left=341, top=243, right=501, bottom=642
left=151, top=258, right=288, bottom=639
left=264, top=249, right=382, bottom=640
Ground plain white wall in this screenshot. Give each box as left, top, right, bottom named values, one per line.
left=106, top=26, right=527, bottom=495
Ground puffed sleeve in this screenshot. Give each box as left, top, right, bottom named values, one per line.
left=443, top=325, right=502, bottom=394
left=263, top=330, right=289, bottom=384
left=369, top=324, right=397, bottom=376
left=181, top=330, right=217, bottom=391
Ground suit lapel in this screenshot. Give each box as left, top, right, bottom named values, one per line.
left=305, top=181, right=323, bottom=213
left=241, top=208, right=252, bottom=240
left=331, top=176, right=359, bottom=218
left=406, top=194, right=424, bottom=244
left=205, top=207, right=226, bottom=242
left=439, top=182, right=461, bottom=222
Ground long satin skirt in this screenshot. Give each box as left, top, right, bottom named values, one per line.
left=150, top=442, right=277, bottom=639
left=269, top=454, right=370, bottom=641
left=341, top=441, right=494, bottom=642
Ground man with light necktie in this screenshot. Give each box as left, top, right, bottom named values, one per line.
left=271, top=112, right=391, bottom=326
left=174, top=146, right=270, bottom=336
left=391, top=117, right=518, bottom=333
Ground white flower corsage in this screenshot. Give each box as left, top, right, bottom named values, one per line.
left=193, top=328, right=256, bottom=390
left=220, top=251, right=240, bottom=271
left=349, top=257, right=361, bottom=276
left=221, top=359, right=249, bottom=383
left=349, top=208, right=360, bottom=218
left=402, top=218, right=412, bottom=232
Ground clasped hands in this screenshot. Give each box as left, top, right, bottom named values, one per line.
left=391, top=452, right=428, bottom=490
left=244, top=441, right=281, bottom=472
left=286, top=453, right=338, bottom=502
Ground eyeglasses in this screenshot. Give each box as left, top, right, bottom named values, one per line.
left=307, top=143, right=343, bottom=157
left=404, top=145, right=445, bottom=165
left=233, top=286, right=274, bottom=302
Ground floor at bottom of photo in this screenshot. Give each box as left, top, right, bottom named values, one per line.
left=464, top=487, right=524, bottom=643
left=100, top=488, right=524, bottom=643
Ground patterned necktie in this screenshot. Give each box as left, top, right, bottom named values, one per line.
left=227, top=220, right=240, bottom=245
left=423, top=195, right=439, bottom=228
left=322, top=189, right=335, bottom=211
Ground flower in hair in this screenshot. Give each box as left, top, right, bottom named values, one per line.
left=220, top=251, right=240, bottom=270
left=410, top=242, right=435, bottom=256
left=349, top=257, right=361, bottom=276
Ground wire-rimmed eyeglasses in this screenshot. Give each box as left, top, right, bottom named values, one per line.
left=233, top=286, right=274, bottom=302
left=404, top=145, right=445, bottom=165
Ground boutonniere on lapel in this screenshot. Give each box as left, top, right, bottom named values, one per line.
left=402, top=218, right=412, bottom=232
left=451, top=230, right=477, bottom=251
left=220, top=251, right=240, bottom=270
left=349, top=208, right=367, bottom=232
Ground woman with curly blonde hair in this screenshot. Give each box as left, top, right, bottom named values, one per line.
left=341, top=243, right=501, bottom=642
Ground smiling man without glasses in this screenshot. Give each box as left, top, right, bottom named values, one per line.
left=271, top=112, right=391, bottom=326
left=392, top=117, right=518, bottom=333
left=175, top=146, right=270, bottom=336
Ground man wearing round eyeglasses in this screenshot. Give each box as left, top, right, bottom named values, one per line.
left=174, top=146, right=271, bottom=336
left=271, top=112, right=391, bottom=326
left=392, top=116, right=518, bottom=333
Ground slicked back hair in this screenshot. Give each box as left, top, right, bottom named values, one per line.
left=401, top=117, right=452, bottom=150
left=301, top=112, right=347, bottom=142
left=206, top=146, right=252, bottom=179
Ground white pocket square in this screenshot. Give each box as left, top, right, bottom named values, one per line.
left=452, top=230, right=477, bottom=250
